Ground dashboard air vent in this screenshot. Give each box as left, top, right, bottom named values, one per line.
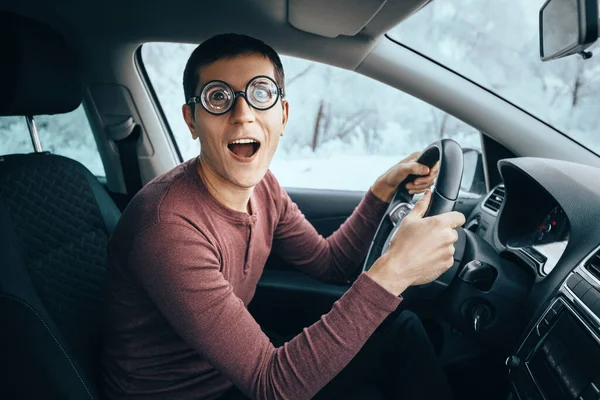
left=482, top=185, right=505, bottom=214
left=586, top=252, right=600, bottom=282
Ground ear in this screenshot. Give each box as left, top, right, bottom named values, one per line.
left=281, top=100, right=289, bottom=136
left=182, top=104, right=198, bottom=140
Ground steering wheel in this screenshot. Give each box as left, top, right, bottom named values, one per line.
left=362, top=139, right=464, bottom=293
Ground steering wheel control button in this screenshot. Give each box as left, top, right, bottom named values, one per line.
left=388, top=203, right=413, bottom=226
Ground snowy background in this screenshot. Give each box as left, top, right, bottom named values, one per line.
left=1, top=0, right=598, bottom=191
left=389, top=0, right=600, bottom=154
left=141, top=40, right=482, bottom=191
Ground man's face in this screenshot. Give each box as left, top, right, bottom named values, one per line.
left=183, top=54, right=289, bottom=189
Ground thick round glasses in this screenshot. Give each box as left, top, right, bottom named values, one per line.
left=187, top=75, right=284, bottom=116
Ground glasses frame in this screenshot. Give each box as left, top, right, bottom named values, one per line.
left=186, top=75, right=284, bottom=116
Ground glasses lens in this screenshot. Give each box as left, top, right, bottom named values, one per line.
left=247, top=77, right=278, bottom=110
left=201, top=82, right=233, bottom=114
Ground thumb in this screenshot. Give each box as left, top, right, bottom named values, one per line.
left=407, top=189, right=431, bottom=220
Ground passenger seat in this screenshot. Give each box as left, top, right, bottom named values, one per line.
left=0, top=11, right=121, bottom=399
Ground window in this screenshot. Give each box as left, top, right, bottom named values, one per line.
left=0, top=105, right=106, bottom=176
left=141, top=43, right=480, bottom=192
left=0, top=116, right=31, bottom=154
left=388, top=0, right=600, bottom=154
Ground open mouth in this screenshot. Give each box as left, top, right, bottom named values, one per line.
left=227, top=138, right=261, bottom=159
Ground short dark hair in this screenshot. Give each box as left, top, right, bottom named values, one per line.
left=183, top=33, right=285, bottom=103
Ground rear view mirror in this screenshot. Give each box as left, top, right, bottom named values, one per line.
left=539, top=0, right=599, bottom=61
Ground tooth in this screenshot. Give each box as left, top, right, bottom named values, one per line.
left=230, top=138, right=258, bottom=145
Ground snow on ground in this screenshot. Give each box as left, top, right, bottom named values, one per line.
left=270, top=154, right=400, bottom=191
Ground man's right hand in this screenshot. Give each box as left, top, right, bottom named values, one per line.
left=366, top=189, right=466, bottom=296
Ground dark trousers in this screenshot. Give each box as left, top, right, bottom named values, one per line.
left=222, top=310, right=454, bottom=399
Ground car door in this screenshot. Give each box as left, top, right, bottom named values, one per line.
left=250, top=184, right=483, bottom=334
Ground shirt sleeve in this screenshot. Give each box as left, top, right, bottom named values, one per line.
left=128, top=222, right=401, bottom=400
left=272, top=185, right=390, bottom=283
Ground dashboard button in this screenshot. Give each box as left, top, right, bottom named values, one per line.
left=552, top=300, right=565, bottom=314
left=567, top=273, right=583, bottom=290
left=582, top=289, right=600, bottom=310
left=537, top=318, right=551, bottom=336
left=546, top=308, right=560, bottom=323
left=574, top=280, right=592, bottom=299
left=591, top=298, right=600, bottom=317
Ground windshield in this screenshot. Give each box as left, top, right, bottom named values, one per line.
left=388, top=0, right=600, bottom=154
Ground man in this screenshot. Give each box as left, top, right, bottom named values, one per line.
left=102, top=33, right=465, bottom=400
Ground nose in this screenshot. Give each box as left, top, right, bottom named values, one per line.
left=230, top=93, right=255, bottom=124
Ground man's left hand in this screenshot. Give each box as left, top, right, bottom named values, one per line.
left=370, top=152, right=440, bottom=203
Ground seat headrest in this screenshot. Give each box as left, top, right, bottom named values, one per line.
left=0, top=12, right=83, bottom=117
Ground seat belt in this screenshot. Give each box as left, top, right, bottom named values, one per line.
left=107, top=117, right=143, bottom=197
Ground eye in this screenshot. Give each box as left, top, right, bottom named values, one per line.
left=201, top=82, right=233, bottom=114
left=248, top=78, right=278, bottom=108
left=253, top=88, right=269, bottom=102
left=210, top=90, right=227, bottom=103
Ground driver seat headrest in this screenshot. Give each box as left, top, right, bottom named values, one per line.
left=0, top=11, right=83, bottom=117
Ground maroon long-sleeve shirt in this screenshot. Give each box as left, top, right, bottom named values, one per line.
left=101, top=157, right=402, bottom=400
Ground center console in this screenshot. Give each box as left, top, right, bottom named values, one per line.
left=508, top=261, right=600, bottom=399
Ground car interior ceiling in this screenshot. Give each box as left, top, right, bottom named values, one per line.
left=2, top=1, right=600, bottom=400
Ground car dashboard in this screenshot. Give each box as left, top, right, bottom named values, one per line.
left=464, top=157, right=600, bottom=400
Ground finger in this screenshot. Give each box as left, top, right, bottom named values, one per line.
left=409, top=177, right=435, bottom=187
left=406, top=189, right=431, bottom=220
left=431, top=211, right=466, bottom=228
left=422, top=166, right=440, bottom=179
left=407, top=180, right=436, bottom=191
left=390, top=161, right=429, bottom=185
left=407, top=185, right=431, bottom=193
left=408, top=188, right=428, bottom=195
left=412, top=160, right=439, bottom=179
left=406, top=161, right=430, bottom=176
left=451, top=228, right=460, bottom=243
left=422, top=162, right=440, bottom=180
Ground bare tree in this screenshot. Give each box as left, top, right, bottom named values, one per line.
left=571, top=62, right=585, bottom=107
left=311, top=100, right=325, bottom=151
left=333, top=109, right=370, bottom=142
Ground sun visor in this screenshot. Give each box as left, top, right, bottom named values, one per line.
left=287, top=0, right=431, bottom=38
left=288, top=0, right=387, bottom=38
left=0, top=12, right=83, bottom=117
